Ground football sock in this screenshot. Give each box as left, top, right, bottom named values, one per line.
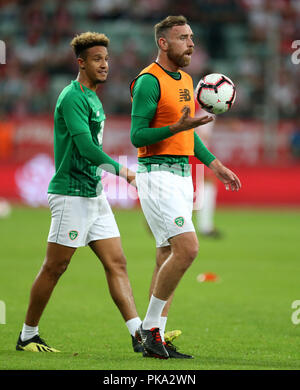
left=21, top=323, right=39, bottom=342
left=142, top=295, right=167, bottom=330
left=198, top=181, right=217, bottom=233
left=126, top=317, right=142, bottom=337
left=159, top=316, right=168, bottom=342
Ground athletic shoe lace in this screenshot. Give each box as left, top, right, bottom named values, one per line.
left=165, top=340, right=178, bottom=351
left=32, top=335, right=48, bottom=346
left=150, top=328, right=163, bottom=344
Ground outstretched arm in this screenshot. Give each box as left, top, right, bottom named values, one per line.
left=194, top=131, right=216, bottom=167
left=193, top=127, right=241, bottom=192
left=73, top=132, right=136, bottom=186
left=62, top=93, right=135, bottom=185
left=209, top=158, right=241, bottom=192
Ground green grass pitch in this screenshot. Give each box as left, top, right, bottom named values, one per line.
left=0, top=206, right=299, bottom=370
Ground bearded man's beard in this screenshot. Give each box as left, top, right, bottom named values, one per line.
left=167, top=48, right=192, bottom=68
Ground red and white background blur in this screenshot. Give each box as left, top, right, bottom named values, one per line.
left=0, top=115, right=300, bottom=208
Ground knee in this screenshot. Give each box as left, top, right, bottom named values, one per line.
left=42, top=258, right=70, bottom=281
left=173, top=241, right=199, bottom=270
left=186, top=242, right=199, bottom=262
left=103, top=253, right=128, bottom=274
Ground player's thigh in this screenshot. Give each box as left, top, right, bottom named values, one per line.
left=136, top=171, right=195, bottom=247
left=89, top=237, right=127, bottom=272
left=86, top=193, right=120, bottom=245
left=42, top=242, right=76, bottom=274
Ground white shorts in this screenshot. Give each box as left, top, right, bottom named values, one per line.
left=136, top=171, right=195, bottom=247
left=47, top=193, right=120, bottom=248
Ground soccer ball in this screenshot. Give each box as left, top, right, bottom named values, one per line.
left=195, top=73, right=236, bottom=115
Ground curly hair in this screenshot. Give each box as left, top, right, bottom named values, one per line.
left=70, top=32, right=110, bottom=58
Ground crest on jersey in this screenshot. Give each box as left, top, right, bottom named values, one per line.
left=174, top=217, right=185, bottom=227
left=68, top=230, right=78, bottom=240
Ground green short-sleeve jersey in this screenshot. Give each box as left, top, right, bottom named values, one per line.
left=48, top=80, right=105, bottom=197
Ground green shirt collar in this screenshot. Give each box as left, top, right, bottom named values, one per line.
left=155, top=62, right=181, bottom=80
left=73, top=80, right=97, bottom=96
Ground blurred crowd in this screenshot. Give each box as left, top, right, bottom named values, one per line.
left=0, top=0, right=299, bottom=119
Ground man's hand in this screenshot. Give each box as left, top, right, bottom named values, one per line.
left=119, top=166, right=137, bottom=188
left=169, top=106, right=214, bottom=134
left=209, top=159, right=241, bottom=192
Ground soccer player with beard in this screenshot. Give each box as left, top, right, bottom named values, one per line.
left=131, top=16, right=241, bottom=359
left=16, top=32, right=143, bottom=353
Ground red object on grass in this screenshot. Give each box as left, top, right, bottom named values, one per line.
left=197, top=272, right=219, bottom=282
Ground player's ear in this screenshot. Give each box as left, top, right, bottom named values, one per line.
left=77, top=57, right=85, bottom=70
left=158, top=37, right=168, bottom=51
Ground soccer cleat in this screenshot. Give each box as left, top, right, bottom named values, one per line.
left=131, top=335, right=144, bottom=353
left=135, top=324, right=169, bottom=359
left=164, top=329, right=182, bottom=344
left=164, top=340, right=193, bottom=359
left=143, top=341, right=193, bottom=359
left=16, top=333, right=60, bottom=352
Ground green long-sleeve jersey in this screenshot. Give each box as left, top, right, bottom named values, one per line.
left=48, top=80, right=121, bottom=197
left=131, top=69, right=216, bottom=176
